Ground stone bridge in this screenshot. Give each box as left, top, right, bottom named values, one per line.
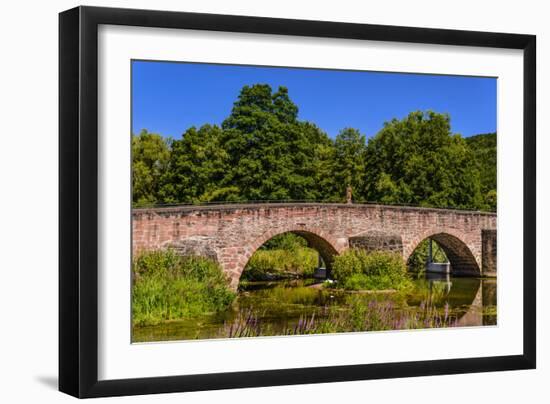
left=132, top=203, right=497, bottom=288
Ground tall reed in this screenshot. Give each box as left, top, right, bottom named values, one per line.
left=132, top=249, right=236, bottom=326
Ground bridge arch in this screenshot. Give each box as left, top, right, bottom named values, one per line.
left=223, top=226, right=341, bottom=288
left=405, top=230, right=480, bottom=276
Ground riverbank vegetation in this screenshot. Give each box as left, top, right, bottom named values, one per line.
left=132, top=84, right=496, bottom=212
left=132, top=275, right=497, bottom=341
left=241, top=233, right=318, bottom=281
left=331, top=249, right=412, bottom=291
left=132, top=250, right=236, bottom=326
left=242, top=249, right=317, bottom=281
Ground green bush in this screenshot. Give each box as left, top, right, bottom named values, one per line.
left=332, top=249, right=411, bottom=291
left=132, top=250, right=236, bottom=326
left=242, top=248, right=318, bottom=280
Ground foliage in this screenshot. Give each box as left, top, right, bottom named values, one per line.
left=242, top=233, right=317, bottom=281
left=132, top=130, right=170, bottom=207
left=363, top=111, right=484, bottom=210
left=260, top=232, right=308, bottom=251
left=332, top=128, right=367, bottom=199
left=331, top=249, right=411, bottom=290
left=132, top=84, right=496, bottom=212
left=242, top=248, right=318, bottom=281
left=465, top=132, right=497, bottom=211
left=219, top=84, right=332, bottom=201
left=132, top=250, right=235, bottom=326
left=159, top=125, right=230, bottom=204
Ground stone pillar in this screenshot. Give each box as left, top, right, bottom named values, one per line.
left=481, top=229, right=497, bottom=277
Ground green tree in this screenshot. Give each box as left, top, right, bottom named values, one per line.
left=465, top=132, right=497, bottom=211
left=260, top=232, right=308, bottom=251
left=332, top=128, right=367, bottom=201
left=364, top=111, right=484, bottom=210
left=296, top=121, right=336, bottom=201
left=159, top=124, right=230, bottom=204
left=132, top=130, right=170, bottom=207
left=220, top=84, right=332, bottom=201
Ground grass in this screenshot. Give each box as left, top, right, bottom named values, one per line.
left=132, top=249, right=236, bottom=326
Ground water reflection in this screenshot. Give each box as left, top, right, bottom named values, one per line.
left=132, top=274, right=496, bottom=343
left=408, top=274, right=496, bottom=327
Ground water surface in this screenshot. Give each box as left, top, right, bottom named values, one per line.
left=132, top=274, right=496, bottom=342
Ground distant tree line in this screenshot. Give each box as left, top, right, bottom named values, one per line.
left=132, top=84, right=496, bottom=211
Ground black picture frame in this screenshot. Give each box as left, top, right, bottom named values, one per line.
left=59, top=5, right=536, bottom=398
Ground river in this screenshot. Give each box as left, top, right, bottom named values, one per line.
left=132, top=274, right=496, bottom=343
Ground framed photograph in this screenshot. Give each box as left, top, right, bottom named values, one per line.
left=59, top=6, right=536, bottom=398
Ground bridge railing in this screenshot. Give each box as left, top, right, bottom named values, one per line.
left=132, top=199, right=496, bottom=214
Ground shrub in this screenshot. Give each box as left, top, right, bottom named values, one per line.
left=332, top=249, right=411, bottom=291
left=242, top=248, right=317, bottom=280
left=242, top=233, right=319, bottom=281
left=132, top=249, right=236, bottom=326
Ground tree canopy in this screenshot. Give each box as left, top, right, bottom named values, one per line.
left=132, top=130, right=170, bottom=207
left=132, top=84, right=496, bottom=212
left=362, top=111, right=485, bottom=210
left=465, top=132, right=497, bottom=210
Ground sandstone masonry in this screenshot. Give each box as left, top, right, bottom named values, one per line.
left=132, top=203, right=497, bottom=288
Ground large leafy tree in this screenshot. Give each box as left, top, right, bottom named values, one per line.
left=363, top=111, right=484, bottom=210
left=302, top=122, right=339, bottom=201
left=332, top=128, right=367, bottom=201
left=132, top=130, right=170, bottom=207
left=220, top=84, right=332, bottom=201
left=465, top=132, right=497, bottom=211
left=159, top=124, right=231, bottom=204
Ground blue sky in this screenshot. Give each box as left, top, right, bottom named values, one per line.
left=132, top=60, right=496, bottom=139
